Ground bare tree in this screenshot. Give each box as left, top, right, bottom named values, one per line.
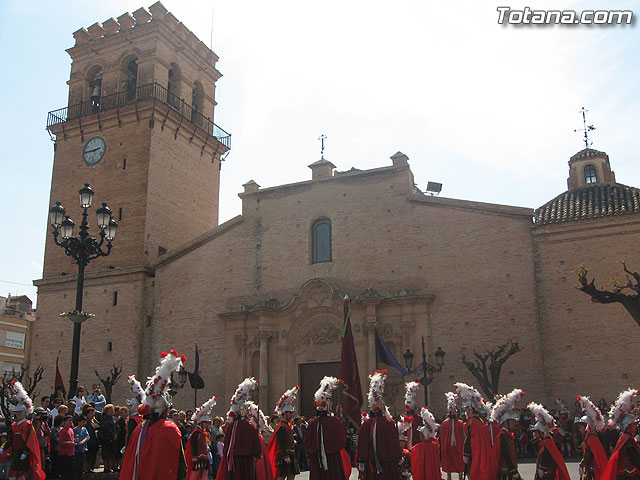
left=95, top=364, right=122, bottom=404
left=575, top=263, right=640, bottom=328
left=0, top=364, right=45, bottom=424
left=461, top=341, right=522, bottom=399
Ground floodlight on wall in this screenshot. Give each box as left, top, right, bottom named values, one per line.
left=426, top=181, right=443, bottom=196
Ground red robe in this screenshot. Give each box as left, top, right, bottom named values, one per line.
left=583, top=433, right=608, bottom=480
left=120, top=418, right=186, bottom=480
left=185, top=425, right=210, bottom=479
left=256, top=434, right=274, bottom=480
left=601, top=433, right=638, bottom=480
left=405, top=411, right=424, bottom=449
left=411, top=439, right=440, bottom=480
left=217, top=418, right=262, bottom=480
left=441, top=417, right=464, bottom=473
left=540, top=438, right=571, bottom=480
left=487, top=420, right=501, bottom=480
left=356, top=413, right=403, bottom=480
left=304, top=413, right=349, bottom=480
left=8, top=419, right=45, bottom=480
left=466, top=417, right=492, bottom=480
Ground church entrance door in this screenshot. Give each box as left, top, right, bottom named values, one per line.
left=299, top=362, right=341, bottom=419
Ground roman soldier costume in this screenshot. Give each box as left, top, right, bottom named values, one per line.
left=441, top=392, right=464, bottom=479
left=490, top=388, right=524, bottom=480
left=602, top=389, right=640, bottom=480
left=397, top=414, right=413, bottom=478
left=576, top=395, right=608, bottom=480
left=125, top=375, right=146, bottom=445
left=455, top=382, right=490, bottom=480
left=529, top=402, right=570, bottom=480
left=267, top=385, right=301, bottom=480
left=217, top=377, right=262, bottom=480
left=8, top=381, right=45, bottom=480
left=410, top=406, right=440, bottom=480
left=121, top=349, right=189, bottom=480
left=356, top=370, right=403, bottom=480
left=403, top=381, right=423, bottom=448
left=187, top=395, right=217, bottom=480
left=556, top=399, right=575, bottom=456
left=304, top=376, right=350, bottom=480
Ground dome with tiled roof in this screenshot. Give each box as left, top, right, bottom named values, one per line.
left=534, top=183, right=640, bottom=225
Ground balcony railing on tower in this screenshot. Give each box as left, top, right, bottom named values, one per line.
left=46, top=82, right=231, bottom=149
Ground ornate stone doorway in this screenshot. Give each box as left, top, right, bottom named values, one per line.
left=299, top=362, right=340, bottom=419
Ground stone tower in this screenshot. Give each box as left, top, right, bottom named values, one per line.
left=33, top=2, right=230, bottom=398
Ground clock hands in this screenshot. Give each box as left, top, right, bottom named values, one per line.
left=85, top=147, right=102, bottom=153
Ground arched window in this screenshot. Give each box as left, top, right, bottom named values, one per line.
left=125, top=58, right=138, bottom=100
left=86, top=65, right=103, bottom=110
left=167, top=63, right=181, bottom=110
left=584, top=164, right=597, bottom=184
left=191, top=81, right=204, bottom=125
left=312, top=219, right=332, bottom=264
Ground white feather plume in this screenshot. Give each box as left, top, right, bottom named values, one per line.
left=404, top=381, right=421, bottom=412
left=228, top=377, right=258, bottom=417
left=275, top=385, right=299, bottom=415
left=139, top=350, right=185, bottom=414
left=528, top=402, right=555, bottom=430
left=577, top=395, right=605, bottom=431
left=192, top=395, right=217, bottom=423
left=419, top=406, right=439, bottom=439
left=454, top=382, right=484, bottom=411
left=127, top=375, right=146, bottom=404
left=368, top=370, right=387, bottom=411
left=314, top=376, right=341, bottom=407
left=445, top=392, right=457, bottom=412
left=608, top=389, right=639, bottom=428
left=491, top=388, right=524, bottom=423
left=10, top=381, right=33, bottom=414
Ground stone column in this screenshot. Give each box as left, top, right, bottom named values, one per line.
left=258, top=331, right=271, bottom=406
left=363, top=302, right=379, bottom=374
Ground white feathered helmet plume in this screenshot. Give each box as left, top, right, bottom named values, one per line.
left=275, top=385, right=299, bottom=415
left=314, top=376, right=341, bottom=409
left=10, top=381, right=33, bottom=414
left=418, top=406, right=439, bottom=440
left=528, top=402, right=556, bottom=435
left=227, top=377, right=258, bottom=420
left=404, top=381, right=421, bottom=413
left=192, top=395, right=217, bottom=423
left=577, top=395, right=605, bottom=432
left=368, top=370, right=388, bottom=412
left=555, top=398, right=569, bottom=415
left=491, top=388, right=524, bottom=424
left=126, top=375, right=146, bottom=409
left=258, top=407, right=273, bottom=434
left=608, top=389, right=640, bottom=432
left=138, top=349, right=186, bottom=416
left=397, top=414, right=412, bottom=440
left=445, top=392, right=458, bottom=415
left=454, top=382, right=484, bottom=412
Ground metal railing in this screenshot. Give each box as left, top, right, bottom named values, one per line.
left=46, top=82, right=231, bottom=149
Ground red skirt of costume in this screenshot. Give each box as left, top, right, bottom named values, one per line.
left=411, top=440, right=440, bottom=480
left=356, top=415, right=403, bottom=480
left=217, top=418, right=262, bottom=480
left=120, top=419, right=185, bottom=480
left=304, top=414, right=349, bottom=480
left=8, top=420, right=45, bottom=480
left=441, top=418, right=464, bottom=473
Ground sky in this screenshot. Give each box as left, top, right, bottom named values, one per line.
left=0, top=0, right=638, bottom=305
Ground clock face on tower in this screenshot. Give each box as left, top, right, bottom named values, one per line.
left=82, top=136, right=106, bottom=166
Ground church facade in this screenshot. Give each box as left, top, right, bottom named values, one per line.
left=32, top=3, right=640, bottom=418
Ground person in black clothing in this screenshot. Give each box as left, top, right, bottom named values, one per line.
left=293, top=417, right=309, bottom=471
left=83, top=406, right=99, bottom=473
left=99, top=404, right=118, bottom=473
left=115, top=407, right=127, bottom=469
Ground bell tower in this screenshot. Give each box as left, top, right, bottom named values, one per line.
left=34, top=2, right=230, bottom=397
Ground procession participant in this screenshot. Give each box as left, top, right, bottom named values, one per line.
left=304, top=376, right=350, bottom=480
left=268, top=385, right=301, bottom=480
left=187, top=395, right=217, bottom=480
left=455, top=382, right=491, bottom=480
left=7, top=381, right=46, bottom=480
left=245, top=401, right=274, bottom=480
left=217, top=377, right=262, bottom=480
left=556, top=399, right=575, bottom=456
left=403, top=381, right=423, bottom=448
left=528, top=402, right=570, bottom=480
left=397, top=416, right=412, bottom=480
left=491, top=388, right=525, bottom=480
left=441, top=392, right=465, bottom=480
left=356, top=370, right=403, bottom=480
left=576, top=395, right=608, bottom=480
left=601, top=389, right=640, bottom=480
left=125, top=375, right=146, bottom=446
left=120, top=349, right=188, bottom=480
left=410, top=406, right=440, bottom=480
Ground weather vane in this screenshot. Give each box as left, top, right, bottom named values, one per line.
left=318, top=134, right=327, bottom=159
left=574, top=107, right=596, bottom=149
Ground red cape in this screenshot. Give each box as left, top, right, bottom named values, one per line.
left=440, top=418, right=464, bottom=473
left=542, top=438, right=571, bottom=480
left=304, top=414, right=349, bottom=480
left=267, top=421, right=293, bottom=477
left=411, top=440, right=440, bottom=480
left=468, top=417, right=492, bottom=480
left=601, top=433, right=634, bottom=480
left=356, top=415, right=403, bottom=480
left=584, top=433, right=608, bottom=480
left=257, top=434, right=274, bottom=480
left=120, top=419, right=185, bottom=480
left=185, top=426, right=210, bottom=478
left=9, top=420, right=45, bottom=480
left=217, top=418, right=262, bottom=480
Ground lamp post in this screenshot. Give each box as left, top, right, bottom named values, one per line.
left=168, top=366, right=189, bottom=399
left=402, top=336, right=446, bottom=407
left=49, top=184, right=118, bottom=396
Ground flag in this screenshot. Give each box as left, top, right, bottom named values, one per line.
left=55, top=357, right=67, bottom=399
left=340, top=295, right=363, bottom=429
left=188, top=344, right=205, bottom=390
left=375, top=329, right=409, bottom=375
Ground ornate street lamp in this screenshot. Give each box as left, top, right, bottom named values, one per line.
left=49, top=184, right=117, bottom=395
left=403, top=336, right=446, bottom=406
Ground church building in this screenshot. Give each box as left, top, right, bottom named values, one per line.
left=33, top=3, right=640, bottom=418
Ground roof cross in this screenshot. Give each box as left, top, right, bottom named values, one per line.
left=318, top=134, right=327, bottom=159
left=574, top=107, right=596, bottom=149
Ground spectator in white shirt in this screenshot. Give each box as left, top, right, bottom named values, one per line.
left=71, top=385, right=86, bottom=416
